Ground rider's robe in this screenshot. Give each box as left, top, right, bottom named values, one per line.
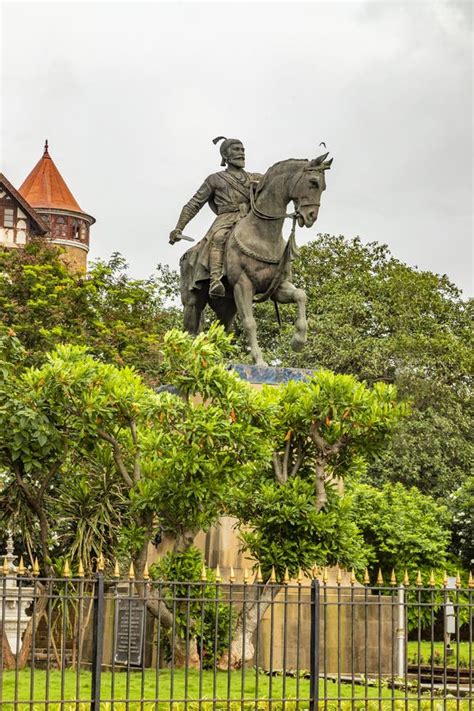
left=177, top=169, right=261, bottom=289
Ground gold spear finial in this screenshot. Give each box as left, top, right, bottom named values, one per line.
left=2, top=557, right=9, bottom=576
left=256, top=564, right=263, bottom=583
left=455, top=571, right=461, bottom=589
left=143, top=561, right=150, bottom=581
left=312, top=565, right=319, bottom=579
left=429, top=570, right=436, bottom=587
left=32, top=558, right=40, bottom=577
left=113, top=560, right=120, bottom=579
left=350, top=569, right=356, bottom=585
left=229, top=565, right=235, bottom=583
left=403, top=569, right=410, bottom=586
left=200, top=563, right=207, bottom=582
left=97, top=553, right=105, bottom=572
left=78, top=560, right=85, bottom=578
left=297, top=569, right=303, bottom=585
left=322, top=567, right=329, bottom=584
left=283, top=568, right=290, bottom=584
left=390, top=569, right=397, bottom=586
left=270, top=566, right=276, bottom=583
left=363, top=568, right=370, bottom=585
left=468, top=572, right=474, bottom=589
left=416, top=570, right=422, bottom=586
left=336, top=567, right=342, bottom=585
left=18, top=557, right=25, bottom=576
left=215, top=564, right=221, bottom=583
left=62, top=560, right=71, bottom=578
left=128, top=562, right=135, bottom=580
left=243, top=567, right=249, bottom=584
left=377, top=568, right=384, bottom=585
left=443, top=571, right=448, bottom=587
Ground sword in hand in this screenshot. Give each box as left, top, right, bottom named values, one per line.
left=169, top=229, right=195, bottom=245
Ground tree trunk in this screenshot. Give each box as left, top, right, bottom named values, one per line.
left=173, top=528, right=198, bottom=553
left=17, top=587, right=49, bottom=669
left=137, top=526, right=201, bottom=666
left=315, top=459, right=328, bottom=511
left=217, top=585, right=281, bottom=669
left=171, top=633, right=200, bottom=668
left=1, top=623, right=16, bottom=669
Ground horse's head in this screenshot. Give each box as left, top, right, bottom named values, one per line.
left=290, top=152, right=333, bottom=228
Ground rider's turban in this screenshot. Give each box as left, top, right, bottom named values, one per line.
left=213, top=136, right=243, bottom=166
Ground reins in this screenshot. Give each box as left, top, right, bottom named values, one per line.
left=249, top=182, right=297, bottom=221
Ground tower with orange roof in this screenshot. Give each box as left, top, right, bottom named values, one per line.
left=18, top=141, right=95, bottom=271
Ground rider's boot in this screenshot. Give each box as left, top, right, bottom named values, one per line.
left=209, top=243, right=226, bottom=298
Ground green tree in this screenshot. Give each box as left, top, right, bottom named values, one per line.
left=221, top=370, right=407, bottom=668
left=448, top=478, right=474, bottom=570
left=347, top=481, right=452, bottom=581
left=245, top=235, right=472, bottom=501
left=0, top=242, right=180, bottom=383
left=150, top=546, right=234, bottom=669
left=0, top=325, right=271, bottom=665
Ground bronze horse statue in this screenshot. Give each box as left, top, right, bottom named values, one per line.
left=179, top=153, right=332, bottom=365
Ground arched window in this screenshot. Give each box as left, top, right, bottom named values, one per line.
left=71, top=219, right=80, bottom=239
left=53, top=216, right=67, bottom=239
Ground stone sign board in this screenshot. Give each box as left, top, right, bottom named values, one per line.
left=114, top=598, right=145, bottom=666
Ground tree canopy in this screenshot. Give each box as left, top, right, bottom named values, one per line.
left=245, top=235, right=472, bottom=500
left=0, top=242, right=180, bottom=383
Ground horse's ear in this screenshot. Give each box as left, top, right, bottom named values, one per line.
left=322, top=158, right=333, bottom=170
left=310, top=152, right=329, bottom=167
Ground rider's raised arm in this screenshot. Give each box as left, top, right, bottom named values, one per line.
left=175, top=177, right=213, bottom=231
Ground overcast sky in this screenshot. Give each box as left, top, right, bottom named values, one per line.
left=1, top=0, right=472, bottom=294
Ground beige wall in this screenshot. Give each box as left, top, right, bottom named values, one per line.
left=57, top=244, right=88, bottom=272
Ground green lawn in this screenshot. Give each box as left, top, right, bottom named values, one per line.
left=407, top=641, right=472, bottom=667
left=0, top=669, right=471, bottom=710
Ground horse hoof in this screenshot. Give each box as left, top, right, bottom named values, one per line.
left=291, top=334, right=306, bottom=352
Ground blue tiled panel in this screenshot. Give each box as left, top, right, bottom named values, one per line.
left=231, top=363, right=315, bottom=384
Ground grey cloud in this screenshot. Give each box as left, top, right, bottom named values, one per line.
left=1, top=1, right=472, bottom=295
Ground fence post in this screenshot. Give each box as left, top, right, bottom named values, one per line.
left=310, top=578, right=320, bottom=711
left=90, top=570, right=105, bottom=711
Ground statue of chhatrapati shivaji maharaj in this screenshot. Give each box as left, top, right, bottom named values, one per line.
left=170, top=137, right=332, bottom=366
left=169, top=136, right=261, bottom=298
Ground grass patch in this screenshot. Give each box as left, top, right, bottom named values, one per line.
left=0, top=669, right=471, bottom=710
left=407, top=641, right=472, bottom=667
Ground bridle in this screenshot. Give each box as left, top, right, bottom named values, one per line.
left=249, top=167, right=322, bottom=224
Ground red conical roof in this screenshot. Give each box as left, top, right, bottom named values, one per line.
left=19, top=141, right=83, bottom=213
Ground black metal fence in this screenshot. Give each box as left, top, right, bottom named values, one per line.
left=0, top=570, right=472, bottom=709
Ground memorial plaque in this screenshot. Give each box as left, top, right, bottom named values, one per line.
left=114, top=598, right=145, bottom=666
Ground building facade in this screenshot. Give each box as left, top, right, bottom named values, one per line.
left=0, top=141, right=95, bottom=271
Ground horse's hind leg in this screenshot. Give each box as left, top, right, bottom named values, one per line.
left=233, top=274, right=267, bottom=366
left=209, top=297, right=237, bottom=334
left=273, top=280, right=307, bottom=352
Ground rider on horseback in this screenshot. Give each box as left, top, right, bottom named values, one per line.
left=169, top=137, right=261, bottom=298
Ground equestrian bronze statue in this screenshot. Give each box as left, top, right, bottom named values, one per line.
left=169, top=137, right=332, bottom=366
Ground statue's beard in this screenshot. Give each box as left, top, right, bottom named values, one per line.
left=228, top=157, right=245, bottom=168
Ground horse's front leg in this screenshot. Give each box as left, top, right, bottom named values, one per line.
left=233, top=273, right=267, bottom=366
left=274, top=280, right=307, bottom=352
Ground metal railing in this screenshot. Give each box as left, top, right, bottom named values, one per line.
left=0, top=568, right=472, bottom=709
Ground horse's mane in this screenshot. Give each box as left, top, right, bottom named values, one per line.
left=256, top=158, right=309, bottom=196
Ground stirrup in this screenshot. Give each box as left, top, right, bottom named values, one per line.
left=209, top=278, right=225, bottom=297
